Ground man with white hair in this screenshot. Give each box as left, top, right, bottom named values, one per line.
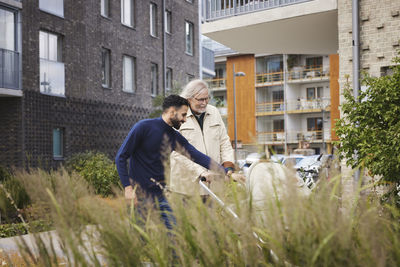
left=170, top=79, right=239, bottom=200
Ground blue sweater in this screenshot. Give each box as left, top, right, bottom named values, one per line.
left=115, top=117, right=220, bottom=194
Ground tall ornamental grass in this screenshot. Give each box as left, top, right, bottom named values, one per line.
left=4, top=167, right=400, bottom=266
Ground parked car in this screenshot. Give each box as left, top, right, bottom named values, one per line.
left=281, top=154, right=306, bottom=167
left=295, top=154, right=333, bottom=188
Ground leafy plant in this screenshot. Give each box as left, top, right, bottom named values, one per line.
left=335, top=54, right=400, bottom=189
left=148, top=82, right=183, bottom=118
left=65, top=152, right=120, bottom=197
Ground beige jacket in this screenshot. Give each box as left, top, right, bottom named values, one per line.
left=170, top=105, right=234, bottom=196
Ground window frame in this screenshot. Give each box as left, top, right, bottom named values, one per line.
left=165, top=9, right=171, bottom=34
left=101, top=47, right=111, bottom=88
left=122, top=55, right=136, bottom=93
left=307, top=117, right=323, bottom=131
left=39, top=30, right=65, bottom=96
left=53, top=128, right=64, bottom=159
left=150, top=2, right=158, bottom=37
left=166, top=67, right=172, bottom=91
left=185, top=21, right=194, bottom=55
left=151, top=62, right=158, bottom=96
left=121, top=0, right=135, bottom=28
left=101, top=0, right=110, bottom=18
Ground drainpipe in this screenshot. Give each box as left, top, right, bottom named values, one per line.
left=283, top=54, right=288, bottom=155
left=198, top=0, right=202, bottom=79
left=352, top=0, right=360, bottom=184
left=162, top=0, right=166, bottom=95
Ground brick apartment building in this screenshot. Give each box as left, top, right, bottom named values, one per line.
left=0, top=0, right=200, bottom=168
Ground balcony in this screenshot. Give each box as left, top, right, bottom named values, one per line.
left=257, top=129, right=331, bottom=144
left=256, top=71, right=283, bottom=86
left=286, top=129, right=331, bottom=143
left=0, top=48, right=20, bottom=90
left=203, top=0, right=312, bottom=21
left=201, top=0, right=338, bottom=55
left=257, top=131, right=286, bottom=144
left=256, top=101, right=284, bottom=115
left=205, top=77, right=227, bottom=90
left=287, top=98, right=330, bottom=113
left=288, top=65, right=329, bottom=82
left=40, top=59, right=65, bottom=96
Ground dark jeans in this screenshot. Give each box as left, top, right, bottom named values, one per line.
left=132, top=185, right=176, bottom=231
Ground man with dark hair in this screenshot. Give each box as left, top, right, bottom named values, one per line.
left=115, top=95, right=225, bottom=229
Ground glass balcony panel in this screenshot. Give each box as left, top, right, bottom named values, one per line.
left=286, top=98, right=331, bottom=112
left=0, top=48, right=19, bottom=89
left=40, top=59, right=65, bottom=96
left=204, top=0, right=311, bottom=21
left=205, top=78, right=226, bottom=89
left=256, top=101, right=284, bottom=113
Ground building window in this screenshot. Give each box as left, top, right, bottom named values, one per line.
left=306, top=56, right=323, bottom=69
left=150, top=3, right=158, bottom=37
left=39, top=31, right=65, bottom=96
left=306, top=87, right=323, bottom=100
left=0, top=7, right=15, bottom=51
left=307, top=117, right=323, bottom=131
left=151, top=63, right=158, bottom=96
left=123, top=55, right=135, bottom=93
left=53, top=128, right=64, bottom=158
left=0, top=7, right=19, bottom=90
left=101, top=48, right=111, bottom=88
left=380, top=66, right=394, bottom=77
left=165, top=10, right=171, bottom=34
left=39, top=0, right=64, bottom=17
left=101, top=0, right=110, bottom=17
left=185, top=21, right=194, bottom=55
left=121, top=0, right=134, bottom=27
left=166, top=68, right=172, bottom=91
left=273, top=120, right=284, bottom=132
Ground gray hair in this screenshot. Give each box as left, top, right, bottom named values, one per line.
left=180, top=79, right=209, bottom=99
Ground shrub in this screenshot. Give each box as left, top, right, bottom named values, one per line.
left=0, top=220, right=53, bottom=238
left=65, top=152, right=121, bottom=197
left=0, top=166, right=30, bottom=223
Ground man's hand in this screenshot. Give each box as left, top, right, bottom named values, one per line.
left=200, top=171, right=215, bottom=184
left=124, top=185, right=138, bottom=206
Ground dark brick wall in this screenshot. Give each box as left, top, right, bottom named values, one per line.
left=22, top=90, right=149, bottom=168
left=0, top=0, right=200, bottom=168
left=0, top=98, right=22, bottom=168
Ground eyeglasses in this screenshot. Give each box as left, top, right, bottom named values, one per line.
left=194, top=96, right=210, bottom=103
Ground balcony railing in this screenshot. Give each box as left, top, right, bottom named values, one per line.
left=203, top=0, right=312, bottom=21
left=256, top=71, right=283, bottom=84
left=257, top=131, right=286, bottom=143
left=287, top=129, right=331, bottom=143
left=40, top=59, right=65, bottom=96
left=256, top=101, right=284, bottom=114
left=288, top=65, right=329, bottom=81
left=287, top=98, right=330, bottom=112
left=205, top=77, right=227, bottom=89
left=0, top=48, right=20, bottom=90
left=257, top=129, right=331, bottom=144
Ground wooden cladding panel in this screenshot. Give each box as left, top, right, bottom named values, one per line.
left=226, top=55, right=256, bottom=144
left=329, top=54, right=340, bottom=141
